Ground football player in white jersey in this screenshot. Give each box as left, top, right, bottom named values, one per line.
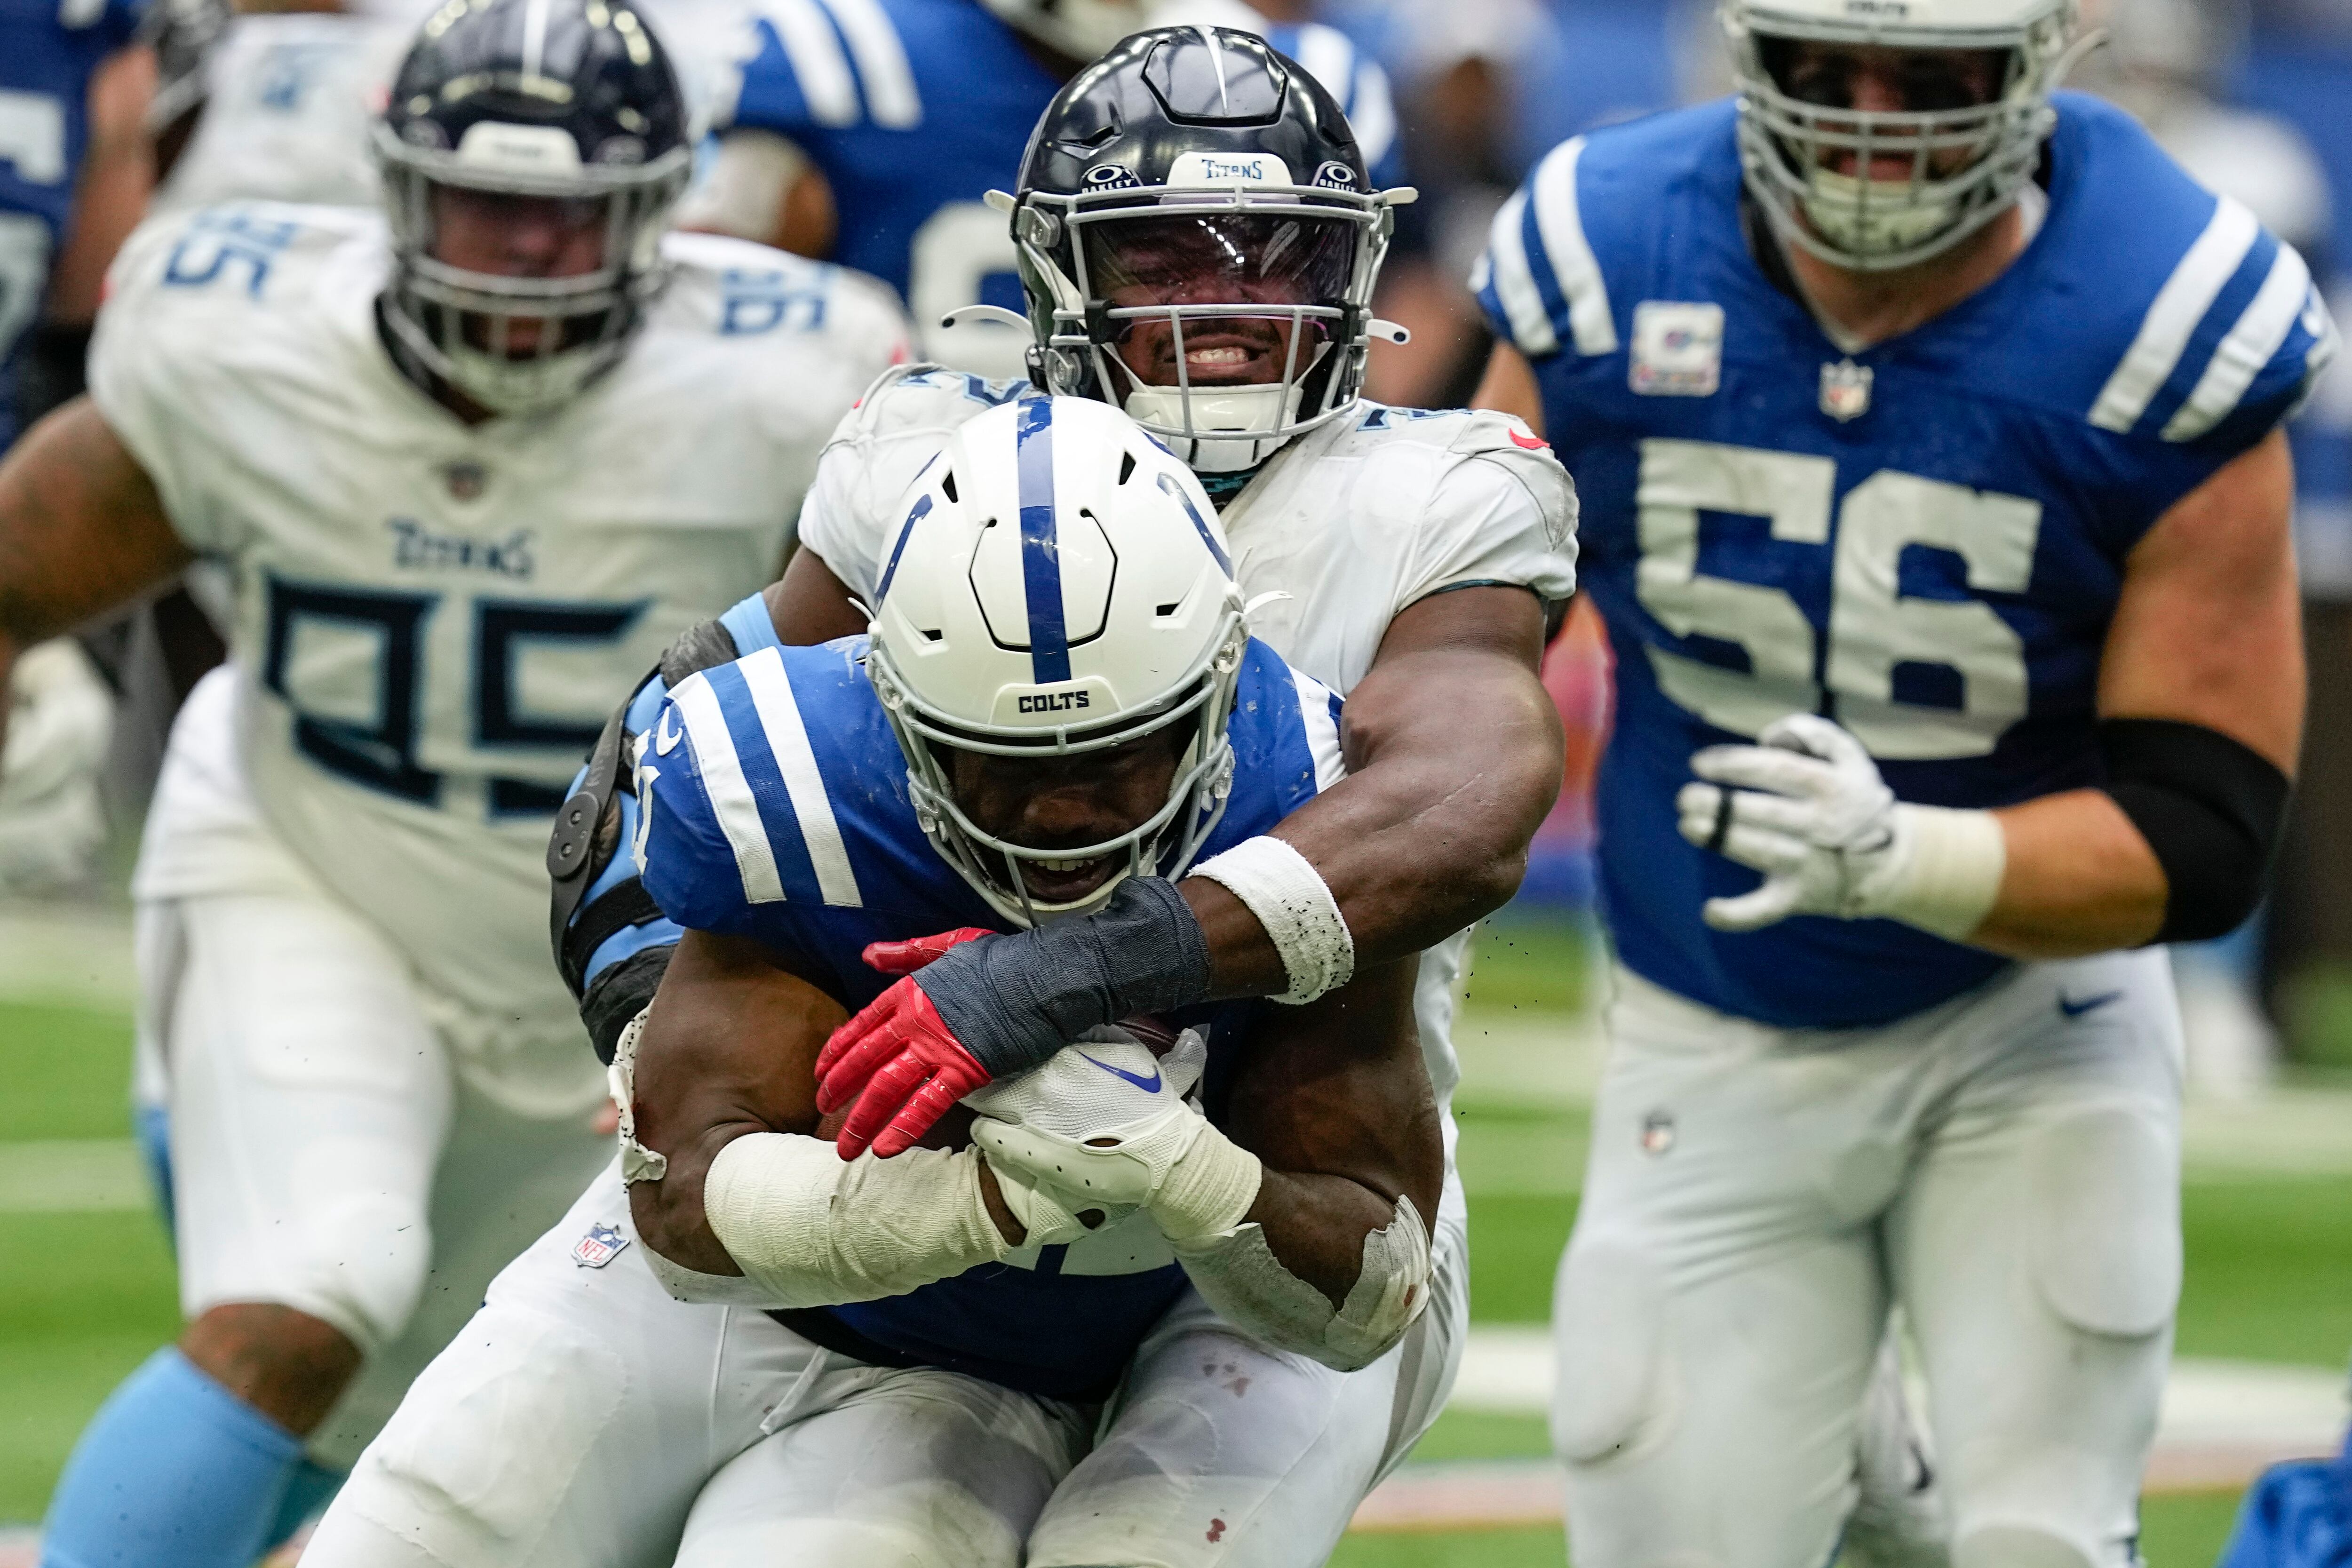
left=0, top=1, right=906, bottom=1562
left=1470, top=1, right=2332, bottom=1565
left=303, top=28, right=1579, bottom=1568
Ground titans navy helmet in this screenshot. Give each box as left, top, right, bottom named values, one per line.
left=1010, top=26, right=1406, bottom=474
left=373, top=0, right=692, bottom=415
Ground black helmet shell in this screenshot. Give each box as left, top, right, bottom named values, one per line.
left=383, top=0, right=688, bottom=175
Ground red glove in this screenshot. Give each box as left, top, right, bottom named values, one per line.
left=857, top=927, right=995, bottom=978
left=814, top=928, right=996, bottom=1159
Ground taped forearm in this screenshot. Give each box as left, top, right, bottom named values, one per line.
left=700, top=1133, right=1008, bottom=1308
left=1173, top=1195, right=1433, bottom=1372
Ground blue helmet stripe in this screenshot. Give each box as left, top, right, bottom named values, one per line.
left=1155, top=472, right=1232, bottom=577
left=1016, top=398, right=1072, bottom=684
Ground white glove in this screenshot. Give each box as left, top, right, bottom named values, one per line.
left=0, top=641, right=112, bottom=893
left=1677, top=713, right=2005, bottom=941
left=969, top=1023, right=1260, bottom=1242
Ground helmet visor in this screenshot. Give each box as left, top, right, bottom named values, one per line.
left=1082, top=212, right=1357, bottom=389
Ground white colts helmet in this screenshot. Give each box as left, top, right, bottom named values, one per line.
left=1724, top=0, right=2082, bottom=271
left=866, top=395, right=1248, bottom=926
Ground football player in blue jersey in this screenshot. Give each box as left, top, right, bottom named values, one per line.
left=548, top=26, right=1574, bottom=1226
left=0, top=0, right=157, bottom=892
left=1, top=0, right=149, bottom=449
left=304, top=395, right=1455, bottom=1568
left=678, top=0, right=1409, bottom=375
left=1468, top=1, right=2337, bottom=1565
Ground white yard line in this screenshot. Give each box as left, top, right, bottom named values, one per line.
left=0, top=900, right=136, bottom=1012
left=0, top=1140, right=148, bottom=1214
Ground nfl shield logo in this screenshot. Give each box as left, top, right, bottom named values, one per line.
left=1820, top=359, right=1874, bottom=422
left=572, top=1222, right=629, bottom=1269
left=443, top=460, right=489, bottom=501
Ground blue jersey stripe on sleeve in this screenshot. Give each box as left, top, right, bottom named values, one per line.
left=2162, top=240, right=2315, bottom=442
left=816, top=0, right=924, bottom=128
left=668, top=671, right=788, bottom=903
left=1472, top=136, right=1617, bottom=361
left=1527, top=138, right=1617, bottom=357
left=1477, top=187, right=1558, bottom=357
left=736, top=647, right=865, bottom=907
left=1015, top=398, right=1072, bottom=684
left=743, top=0, right=863, bottom=129
left=2089, top=194, right=2258, bottom=433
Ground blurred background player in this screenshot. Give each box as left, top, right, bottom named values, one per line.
left=1473, top=2, right=2332, bottom=1567
left=0, top=0, right=906, bottom=1560
left=0, top=0, right=153, bottom=896
left=678, top=0, right=1419, bottom=377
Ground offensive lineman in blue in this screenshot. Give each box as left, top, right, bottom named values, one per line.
left=1472, top=0, right=2335, bottom=1564
left=679, top=0, right=1408, bottom=374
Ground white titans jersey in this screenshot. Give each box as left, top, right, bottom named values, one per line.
left=799, top=367, right=1581, bottom=1108
left=150, top=14, right=407, bottom=216
left=92, top=203, right=909, bottom=1110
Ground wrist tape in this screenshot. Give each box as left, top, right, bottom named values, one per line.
left=1188, top=836, right=1355, bottom=1005
left=918, top=876, right=1213, bottom=1079
left=1872, top=805, right=2007, bottom=943
left=1152, top=1119, right=1263, bottom=1241
left=703, top=1133, right=1008, bottom=1308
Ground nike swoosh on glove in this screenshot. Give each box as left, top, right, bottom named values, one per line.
left=963, top=1025, right=1208, bottom=1245
left=968, top=1027, right=1215, bottom=1214
left=1676, top=712, right=1917, bottom=932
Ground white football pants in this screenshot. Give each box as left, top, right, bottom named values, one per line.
left=134, top=673, right=612, bottom=1469
left=1556, top=951, right=2182, bottom=1568
left=302, top=1159, right=1470, bottom=1568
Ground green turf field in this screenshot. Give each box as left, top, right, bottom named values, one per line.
left=3, top=914, right=2346, bottom=1564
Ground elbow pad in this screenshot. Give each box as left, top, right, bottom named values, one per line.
left=2098, top=718, right=2290, bottom=944
left=1171, top=1195, right=1432, bottom=1372
left=699, top=1133, right=1009, bottom=1309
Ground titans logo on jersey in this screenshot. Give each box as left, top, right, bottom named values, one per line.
left=629, top=622, right=1342, bottom=1396
left=0, top=0, right=143, bottom=445
left=714, top=0, right=1401, bottom=366
left=1476, top=94, right=2338, bottom=1030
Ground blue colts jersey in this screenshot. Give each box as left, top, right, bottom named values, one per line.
left=1478, top=95, right=2337, bottom=1030
left=718, top=0, right=1403, bottom=326
left=633, top=626, right=1343, bottom=1398
left=0, top=0, right=143, bottom=446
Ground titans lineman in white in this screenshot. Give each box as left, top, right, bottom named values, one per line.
left=0, top=2, right=904, bottom=1563
left=1473, top=0, right=2334, bottom=1565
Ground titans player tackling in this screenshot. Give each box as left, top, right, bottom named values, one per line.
left=305, top=397, right=1452, bottom=1567
left=0, top=0, right=904, bottom=1561
left=1473, top=0, right=2334, bottom=1564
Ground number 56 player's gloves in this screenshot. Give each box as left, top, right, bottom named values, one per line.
left=814, top=877, right=1213, bottom=1159
left=1677, top=713, right=2007, bottom=941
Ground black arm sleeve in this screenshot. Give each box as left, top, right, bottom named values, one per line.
left=2098, top=718, right=2291, bottom=945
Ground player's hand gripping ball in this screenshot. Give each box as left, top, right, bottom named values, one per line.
left=814, top=928, right=999, bottom=1160
left=1677, top=713, right=1916, bottom=932
left=967, top=1025, right=1212, bottom=1217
